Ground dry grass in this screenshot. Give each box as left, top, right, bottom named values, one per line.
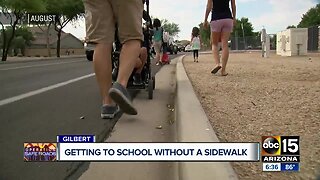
left=183, top=52, right=320, bottom=180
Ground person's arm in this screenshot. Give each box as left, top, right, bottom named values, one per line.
left=231, top=0, right=237, bottom=27
left=204, top=0, right=212, bottom=26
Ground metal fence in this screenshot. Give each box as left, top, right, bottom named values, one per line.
left=227, top=27, right=320, bottom=52
left=229, top=35, right=276, bottom=51
left=307, top=25, right=320, bottom=52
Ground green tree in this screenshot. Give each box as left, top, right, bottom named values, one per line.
left=0, top=26, right=34, bottom=56
left=36, top=22, right=53, bottom=57
left=160, top=19, right=180, bottom=37
left=229, top=17, right=255, bottom=49
left=15, top=26, right=34, bottom=45
left=231, top=17, right=255, bottom=37
left=46, top=0, right=84, bottom=57
left=199, top=22, right=211, bottom=48
left=298, top=3, right=320, bottom=28
left=0, top=0, right=45, bottom=61
left=13, top=26, right=34, bottom=55
left=12, top=36, right=24, bottom=56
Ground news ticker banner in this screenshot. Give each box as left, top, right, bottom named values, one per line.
left=23, top=135, right=300, bottom=172
left=24, top=135, right=259, bottom=162
left=58, top=142, right=259, bottom=161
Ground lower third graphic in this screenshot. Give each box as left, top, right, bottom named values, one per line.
left=24, top=143, right=57, bottom=162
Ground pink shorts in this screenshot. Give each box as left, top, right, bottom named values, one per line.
left=210, top=19, right=233, bottom=32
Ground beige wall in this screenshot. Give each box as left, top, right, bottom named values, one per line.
left=52, top=35, right=84, bottom=49
left=24, top=48, right=85, bottom=57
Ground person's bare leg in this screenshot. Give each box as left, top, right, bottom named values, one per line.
left=155, top=51, right=160, bottom=63
left=117, top=39, right=141, bottom=87
left=159, top=52, right=163, bottom=64
left=154, top=54, right=159, bottom=65
left=136, top=47, right=147, bottom=73
left=154, top=43, right=161, bottom=64
left=210, top=32, right=223, bottom=74
left=135, top=58, right=142, bottom=69
left=93, top=43, right=113, bottom=105
left=221, top=31, right=231, bottom=76
left=211, top=32, right=221, bottom=67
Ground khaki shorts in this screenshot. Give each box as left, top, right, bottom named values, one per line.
left=84, top=0, right=143, bottom=44
left=153, top=41, right=162, bottom=53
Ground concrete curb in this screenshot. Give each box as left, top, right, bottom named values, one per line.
left=175, top=55, right=238, bottom=180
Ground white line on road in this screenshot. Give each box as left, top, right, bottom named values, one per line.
left=0, top=60, right=84, bottom=71
left=0, top=73, right=95, bottom=106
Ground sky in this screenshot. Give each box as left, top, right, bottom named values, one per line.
left=64, top=0, right=319, bottom=41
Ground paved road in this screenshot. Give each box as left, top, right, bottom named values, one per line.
left=0, top=53, right=183, bottom=180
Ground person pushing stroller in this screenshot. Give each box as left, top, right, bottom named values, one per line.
left=84, top=0, right=144, bottom=118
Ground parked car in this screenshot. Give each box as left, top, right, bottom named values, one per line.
left=184, top=44, right=192, bottom=52
left=84, top=43, right=94, bottom=61
left=85, top=43, right=118, bottom=61
left=246, top=45, right=253, bottom=50
left=167, top=42, right=178, bottom=54
left=176, top=43, right=185, bottom=52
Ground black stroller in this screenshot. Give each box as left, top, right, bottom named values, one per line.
left=111, top=0, right=155, bottom=99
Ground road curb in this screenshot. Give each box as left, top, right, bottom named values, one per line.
left=175, top=55, right=238, bottom=180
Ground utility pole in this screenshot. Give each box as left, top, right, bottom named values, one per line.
left=235, top=31, right=238, bottom=50
left=241, top=23, right=246, bottom=49
left=261, top=27, right=270, bottom=58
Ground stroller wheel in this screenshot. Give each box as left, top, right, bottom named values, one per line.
left=148, top=79, right=153, bottom=99
left=152, top=76, right=155, bottom=90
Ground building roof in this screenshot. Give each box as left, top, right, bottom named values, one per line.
left=28, top=26, right=82, bottom=46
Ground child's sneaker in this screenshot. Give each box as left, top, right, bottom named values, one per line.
left=133, top=73, right=143, bottom=85
left=101, top=105, right=120, bottom=119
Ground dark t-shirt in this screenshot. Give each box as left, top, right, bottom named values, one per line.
left=211, top=0, right=233, bottom=21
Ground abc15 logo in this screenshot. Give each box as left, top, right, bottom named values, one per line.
left=261, top=136, right=300, bottom=156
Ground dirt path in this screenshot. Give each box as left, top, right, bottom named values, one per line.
left=184, top=52, right=320, bottom=180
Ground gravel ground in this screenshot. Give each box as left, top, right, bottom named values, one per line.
left=183, top=51, right=320, bottom=180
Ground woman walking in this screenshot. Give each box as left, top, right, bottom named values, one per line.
left=204, top=0, right=236, bottom=76
left=191, top=27, right=201, bottom=62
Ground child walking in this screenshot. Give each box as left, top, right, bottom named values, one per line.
left=152, top=18, right=163, bottom=65
left=191, top=27, right=201, bottom=62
